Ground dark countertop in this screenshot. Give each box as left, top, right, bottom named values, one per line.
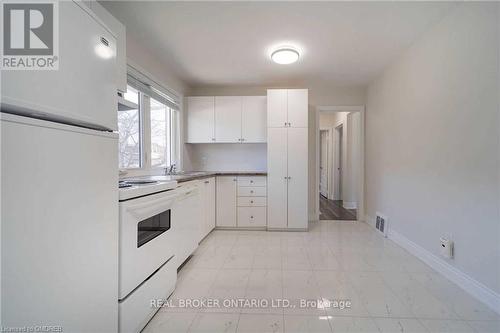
left=177, top=171, right=267, bottom=183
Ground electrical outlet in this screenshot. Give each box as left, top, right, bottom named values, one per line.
left=440, top=237, right=453, bottom=259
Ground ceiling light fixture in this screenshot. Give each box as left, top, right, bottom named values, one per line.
left=271, top=47, right=300, bottom=65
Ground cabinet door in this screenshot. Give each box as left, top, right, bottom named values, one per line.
left=242, top=96, right=266, bottom=142
left=216, top=176, right=237, bottom=227
left=204, top=178, right=216, bottom=234
left=287, top=128, right=308, bottom=229
left=237, top=207, right=267, bottom=227
left=215, top=96, right=242, bottom=143
left=267, top=89, right=287, bottom=128
left=187, top=97, right=215, bottom=143
left=267, top=128, right=288, bottom=229
left=287, top=89, right=308, bottom=128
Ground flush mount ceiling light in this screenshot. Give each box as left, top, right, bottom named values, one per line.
left=271, top=47, right=300, bottom=65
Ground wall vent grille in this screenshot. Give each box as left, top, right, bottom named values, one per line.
left=375, top=213, right=388, bottom=237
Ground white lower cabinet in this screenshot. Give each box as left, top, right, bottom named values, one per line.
left=267, top=127, right=308, bottom=230
left=216, top=175, right=267, bottom=229
left=200, top=177, right=216, bottom=240
left=237, top=207, right=266, bottom=227
left=216, top=176, right=237, bottom=227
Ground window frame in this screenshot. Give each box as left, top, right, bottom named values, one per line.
left=118, top=80, right=181, bottom=174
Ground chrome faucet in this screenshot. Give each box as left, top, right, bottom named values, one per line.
left=165, top=164, right=176, bottom=175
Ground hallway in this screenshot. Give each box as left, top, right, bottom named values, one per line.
left=319, top=195, right=357, bottom=221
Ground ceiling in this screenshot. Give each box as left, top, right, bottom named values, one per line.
left=102, top=1, right=455, bottom=89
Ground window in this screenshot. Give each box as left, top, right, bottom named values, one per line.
left=118, top=86, right=141, bottom=168
left=118, top=75, right=180, bottom=170
left=150, top=97, right=170, bottom=167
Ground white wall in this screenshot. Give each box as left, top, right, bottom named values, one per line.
left=126, top=33, right=190, bottom=96
left=365, top=2, right=499, bottom=295
left=189, top=84, right=365, bottom=108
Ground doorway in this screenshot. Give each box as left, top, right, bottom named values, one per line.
left=315, top=108, right=364, bottom=221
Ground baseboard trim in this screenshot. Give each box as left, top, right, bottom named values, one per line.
left=364, top=215, right=500, bottom=315
left=343, top=201, right=357, bottom=209
left=309, top=210, right=320, bottom=221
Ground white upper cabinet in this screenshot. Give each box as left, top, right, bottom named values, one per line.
left=186, top=97, right=215, bottom=143
left=267, top=89, right=287, bottom=128
left=187, top=96, right=266, bottom=143
left=87, top=2, right=126, bottom=93
left=215, top=96, right=242, bottom=143
left=287, top=89, right=308, bottom=127
left=267, top=89, right=308, bottom=128
left=242, top=96, right=267, bottom=143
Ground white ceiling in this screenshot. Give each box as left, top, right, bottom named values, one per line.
left=102, top=1, right=455, bottom=88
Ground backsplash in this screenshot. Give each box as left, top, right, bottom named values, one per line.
left=183, top=143, right=267, bottom=172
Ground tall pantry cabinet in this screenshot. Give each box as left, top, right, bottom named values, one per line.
left=267, top=89, right=308, bottom=230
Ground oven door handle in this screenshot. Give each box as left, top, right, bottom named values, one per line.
left=126, top=197, right=177, bottom=220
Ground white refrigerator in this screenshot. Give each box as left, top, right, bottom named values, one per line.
left=1, top=1, right=119, bottom=331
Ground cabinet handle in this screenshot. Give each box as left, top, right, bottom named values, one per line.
left=233, top=178, right=237, bottom=181
left=250, top=200, right=254, bottom=203
left=250, top=180, right=253, bottom=183
left=212, top=138, right=215, bottom=141
left=250, top=190, right=254, bottom=193
left=204, top=180, right=209, bottom=184
left=250, top=216, right=254, bottom=219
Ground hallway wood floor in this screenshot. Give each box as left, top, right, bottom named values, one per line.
left=319, top=195, right=357, bottom=220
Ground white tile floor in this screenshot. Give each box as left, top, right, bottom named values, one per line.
left=143, top=221, right=500, bottom=333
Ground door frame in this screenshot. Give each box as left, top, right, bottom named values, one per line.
left=314, top=105, right=365, bottom=221
left=319, top=128, right=331, bottom=198
left=333, top=123, right=343, bottom=200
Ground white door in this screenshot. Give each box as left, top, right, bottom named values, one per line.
left=287, top=89, right=308, bottom=128
left=216, top=176, right=237, bottom=227
left=204, top=178, right=216, bottom=236
left=287, top=127, right=308, bottom=229
left=267, top=89, right=287, bottom=128
left=319, top=130, right=329, bottom=197
left=187, top=97, right=215, bottom=143
left=1, top=1, right=117, bottom=130
left=215, top=96, right=242, bottom=143
left=242, top=96, right=267, bottom=142
left=267, top=127, right=288, bottom=229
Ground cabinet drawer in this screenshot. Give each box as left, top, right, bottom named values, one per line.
left=237, top=197, right=267, bottom=207
left=237, top=207, right=266, bottom=227
left=237, top=176, right=267, bottom=187
left=238, top=186, right=266, bottom=197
